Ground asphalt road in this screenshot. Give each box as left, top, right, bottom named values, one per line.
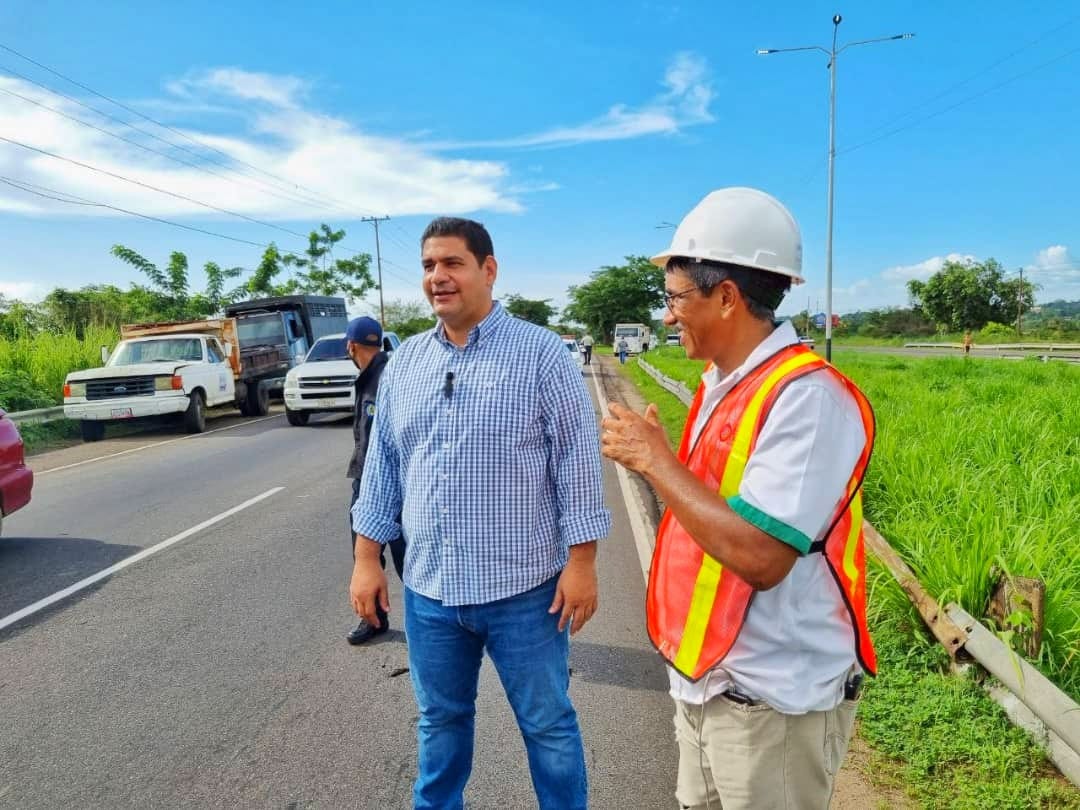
left=0, top=371, right=676, bottom=809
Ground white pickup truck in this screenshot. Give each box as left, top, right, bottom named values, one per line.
left=63, top=320, right=247, bottom=442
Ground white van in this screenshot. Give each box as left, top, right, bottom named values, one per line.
left=613, top=323, right=651, bottom=354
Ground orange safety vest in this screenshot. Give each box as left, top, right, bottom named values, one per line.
left=647, top=343, right=877, bottom=682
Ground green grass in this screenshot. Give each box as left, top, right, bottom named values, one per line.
left=16, top=419, right=82, bottom=454
left=633, top=346, right=1080, bottom=808
left=0, top=327, right=118, bottom=409
left=613, top=358, right=687, bottom=445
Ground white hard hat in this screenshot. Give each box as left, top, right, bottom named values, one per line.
left=651, top=187, right=804, bottom=284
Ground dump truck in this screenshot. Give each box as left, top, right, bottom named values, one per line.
left=224, top=295, right=348, bottom=403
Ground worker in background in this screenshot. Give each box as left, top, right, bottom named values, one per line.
left=344, top=316, right=404, bottom=645
left=581, top=333, right=594, bottom=365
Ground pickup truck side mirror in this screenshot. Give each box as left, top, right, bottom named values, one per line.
left=100, top=345, right=110, bottom=365
left=222, top=342, right=233, bottom=358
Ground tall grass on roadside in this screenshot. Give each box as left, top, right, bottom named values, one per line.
left=0, top=326, right=118, bottom=407
left=841, top=353, right=1080, bottom=701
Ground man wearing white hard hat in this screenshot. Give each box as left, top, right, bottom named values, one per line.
left=601, top=187, right=876, bottom=810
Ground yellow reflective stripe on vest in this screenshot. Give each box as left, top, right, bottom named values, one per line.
left=673, top=349, right=822, bottom=675
left=672, top=554, right=724, bottom=674
left=717, top=352, right=822, bottom=498
left=843, top=490, right=863, bottom=588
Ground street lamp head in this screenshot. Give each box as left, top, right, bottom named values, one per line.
left=833, top=14, right=842, bottom=25
left=899, top=32, right=915, bottom=39
left=755, top=48, right=773, bottom=55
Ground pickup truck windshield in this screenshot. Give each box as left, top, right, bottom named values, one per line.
left=306, top=337, right=348, bottom=361
left=237, top=313, right=286, bottom=347
left=109, top=338, right=204, bottom=365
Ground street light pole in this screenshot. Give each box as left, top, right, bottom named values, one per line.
left=758, top=15, right=913, bottom=362
left=825, top=19, right=839, bottom=362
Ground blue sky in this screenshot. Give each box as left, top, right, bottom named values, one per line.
left=1, top=0, right=1078, bottom=321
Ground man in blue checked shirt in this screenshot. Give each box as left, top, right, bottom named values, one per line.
left=350, top=217, right=611, bottom=810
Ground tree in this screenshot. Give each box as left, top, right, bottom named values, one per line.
left=281, top=224, right=375, bottom=302
left=111, top=244, right=242, bottom=321
left=503, top=294, right=557, bottom=326
left=382, top=298, right=436, bottom=338
left=907, top=258, right=1036, bottom=332
left=562, top=256, right=664, bottom=342
left=243, top=243, right=287, bottom=298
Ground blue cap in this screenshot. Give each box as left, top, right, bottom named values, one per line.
left=345, top=316, right=382, bottom=347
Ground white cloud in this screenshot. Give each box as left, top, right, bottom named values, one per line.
left=167, top=68, right=310, bottom=109
left=1027, top=245, right=1080, bottom=300
left=0, top=280, right=43, bottom=301
left=0, top=71, right=523, bottom=224
left=432, top=52, right=714, bottom=150
left=880, top=253, right=977, bottom=283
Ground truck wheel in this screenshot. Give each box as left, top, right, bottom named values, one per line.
left=286, top=408, right=309, bottom=426
left=80, top=420, right=106, bottom=442
left=184, top=391, right=207, bottom=433
left=246, top=383, right=270, bottom=417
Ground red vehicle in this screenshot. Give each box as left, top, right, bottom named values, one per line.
left=0, top=408, right=33, bottom=535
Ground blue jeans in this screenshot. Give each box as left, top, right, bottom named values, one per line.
left=405, top=577, right=587, bottom=810
left=618, top=350, right=627, bottom=364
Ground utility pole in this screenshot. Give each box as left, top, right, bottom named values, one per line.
left=361, top=215, right=390, bottom=326
left=758, top=16, right=914, bottom=362
left=1017, top=266, right=1024, bottom=336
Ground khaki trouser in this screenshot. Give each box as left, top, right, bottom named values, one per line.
left=673, top=693, right=857, bottom=810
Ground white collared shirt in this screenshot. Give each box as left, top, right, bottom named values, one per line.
left=668, top=320, right=866, bottom=714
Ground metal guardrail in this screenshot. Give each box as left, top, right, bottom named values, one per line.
left=637, top=357, right=694, bottom=406
left=7, top=406, right=66, bottom=425
left=903, top=342, right=1080, bottom=363
left=904, top=342, right=1080, bottom=351
left=636, top=355, right=1080, bottom=786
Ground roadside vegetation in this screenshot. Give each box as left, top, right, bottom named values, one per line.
left=619, top=346, right=1080, bottom=809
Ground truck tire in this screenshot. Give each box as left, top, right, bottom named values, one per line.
left=246, top=383, right=270, bottom=417
left=184, top=390, right=207, bottom=433
left=286, top=408, right=309, bottom=426
left=80, top=420, right=106, bottom=442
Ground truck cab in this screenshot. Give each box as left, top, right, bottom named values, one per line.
left=225, top=296, right=348, bottom=402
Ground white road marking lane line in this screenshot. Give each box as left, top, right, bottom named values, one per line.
left=35, top=413, right=282, bottom=476
left=0, top=487, right=285, bottom=632
left=589, top=366, right=655, bottom=583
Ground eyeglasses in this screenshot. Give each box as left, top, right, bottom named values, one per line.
left=663, top=286, right=700, bottom=311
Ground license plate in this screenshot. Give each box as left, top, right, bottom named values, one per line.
left=316, top=398, right=338, bottom=408
left=111, top=407, right=133, bottom=418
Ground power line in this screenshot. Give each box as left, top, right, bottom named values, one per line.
left=0, top=41, right=384, bottom=220
left=0, top=174, right=271, bottom=248
left=0, top=64, right=350, bottom=216
left=0, top=132, right=329, bottom=243
left=841, top=43, right=1080, bottom=156
left=852, top=14, right=1080, bottom=144
left=0, top=78, right=349, bottom=217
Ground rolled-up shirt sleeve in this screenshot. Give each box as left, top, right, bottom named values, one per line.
left=541, top=348, right=611, bottom=547
left=352, top=374, right=402, bottom=544
left=727, top=375, right=865, bottom=553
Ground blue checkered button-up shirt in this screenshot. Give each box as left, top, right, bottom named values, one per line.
left=352, top=303, right=611, bottom=606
